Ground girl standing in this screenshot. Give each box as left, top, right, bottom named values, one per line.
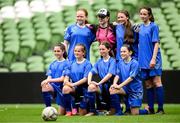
left=138, top=7, right=164, bottom=114
left=64, top=9, right=95, bottom=61
left=115, top=10, right=138, bottom=61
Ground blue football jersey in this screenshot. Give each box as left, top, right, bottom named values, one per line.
left=138, top=22, right=162, bottom=69
left=64, top=24, right=95, bottom=61
left=116, top=59, right=143, bottom=93
left=65, top=59, right=92, bottom=83
left=46, top=59, right=69, bottom=86
left=91, top=57, right=116, bottom=80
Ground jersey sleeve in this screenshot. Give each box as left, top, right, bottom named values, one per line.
left=83, top=62, right=92, bottom=78
left=46, top=62, right=53, bottom=77
left=90, top=29, right=96, bottom=42
left=63, top=61, right=72, bottom=76
left=129, top=61, right=139, bottom=78
left=62, top=61, right=70, bottom=76
left=64, top=26, right=71, bottom=42
left=90, top=60, right=99, bottom=75
left=108, top=58, right=116, bottom=75
left=116, top=62, right=121, bottom=76
left=152, top=24, right=160, bottom=43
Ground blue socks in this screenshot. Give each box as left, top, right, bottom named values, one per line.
left=146, top=87, right=154, bottom=111
left=87, top=92, right=96, bottom=113
left=124, top=95, right=130, bottom=113
left=110, top=94, right=123, bottom=115
left=63, top=94, right=72, bottom=112
left=42, top=92, right=52, bottom=107
left=155, top=86, right=164, bottom=110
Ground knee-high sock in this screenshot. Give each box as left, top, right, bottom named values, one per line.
left=155, top=86, right=164, bottom=110
left=87, top=92, right=96, bottom=113
left=146, top=88, right=154, bottom=110
left=63, top=94, right=72, bottom=112
left=110, top=94, right=122, bottom=114
left=124, top=95, right=130, bottom=112
left=42, top=92, right=52, bottom=107
left=71, top=96, right=76, bottom=109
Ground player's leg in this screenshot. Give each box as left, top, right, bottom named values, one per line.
left=51, top=84, right=65, bottom=115
left=109, top=87, right=124, bottom=115
left=145, top=78, right=155, bottom=114
left=62, top=85, right=74, bottom=116
left=123, top=95, right=131, bottom=115
left=79, top=93, right=88, bottom=115
left=85, top=83, right=99, bottom=116
left=140, top=69, right=155, bottom=114
left=153, top=75, right=165, bottom=114
left=59, top=105, right=65, bottom=115
left=41, top=83, right=54, bottom=107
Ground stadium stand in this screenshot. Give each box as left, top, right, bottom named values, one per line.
left=0, top=0, right=180, bottom=72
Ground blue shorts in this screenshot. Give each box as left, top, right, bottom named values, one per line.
left=50, top=83, right=64, bottom=107
left=140, top=69, right=162, bottom=80
left=128, top=96, right=142, bottom=108
left=123, top=87, right=143, bottom=108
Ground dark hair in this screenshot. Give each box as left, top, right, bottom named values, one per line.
left=139, top=6, right=155, bottom=22
left=55, top=43, right=67, bottom=59
left=99, top=41, right=114, bottom=57
left=121, top=44, right=133, bottom=52
left=77, top=8, right=89, bottom=24
left=117, top=10, right=134, bottom=44
left=75, top=43, right=87, bottom=58
left=100, top=41, right=111, bottom=49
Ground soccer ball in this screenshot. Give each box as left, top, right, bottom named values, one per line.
left=42, top=106, right=58, bottom=121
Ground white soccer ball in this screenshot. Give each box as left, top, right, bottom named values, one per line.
left=42, top=106, right=58, bottom=121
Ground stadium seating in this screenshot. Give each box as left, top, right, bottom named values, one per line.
left=43, top=50, right=55, bottom=70
left=10, top=62, right=27, bottom=72
left=26, top=55, right=45, bottom=72
left=0, top=0, right=180, bottom=72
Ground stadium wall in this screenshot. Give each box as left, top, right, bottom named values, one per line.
left=0, top=71, right=179, bottom=103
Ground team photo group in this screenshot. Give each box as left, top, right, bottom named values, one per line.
left=40, top=6, right=165, bottom=117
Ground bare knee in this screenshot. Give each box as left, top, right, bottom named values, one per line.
left=88, top=84, right=97, bottom=92
left=109, top=87, right=117, bottom=95
left=62, top=85, right=71, bottom=94
left=41, top=84, right=53, bottom=92
left=131, top=108, right=139, bottom=115
left=145, top=80, right=153, bottom=89
left=153, top=76, right=162, bottom=87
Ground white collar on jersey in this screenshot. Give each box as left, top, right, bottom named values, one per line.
left=103, top=56, right=110, bottom=62
left=77, top=58, right=86, bottom=64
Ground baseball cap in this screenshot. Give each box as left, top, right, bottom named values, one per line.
left=97, top=8, right=110, bottom=18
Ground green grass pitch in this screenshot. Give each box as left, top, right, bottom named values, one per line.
left=0, top=104, right=180, bottom=123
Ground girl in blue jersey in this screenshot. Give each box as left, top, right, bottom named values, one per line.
left=64, top=8, right=95, bottom=61
left=110, top=44, right=149, bottom=115
left=85, top=41, right=116, bottom=116
left=116, top=10, right=138, bottom=61
left=41, top=43, right=69, bottom=115
left=62, top=44, right=92, bottom=116
left=138, top=7, right=164, bottom=114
